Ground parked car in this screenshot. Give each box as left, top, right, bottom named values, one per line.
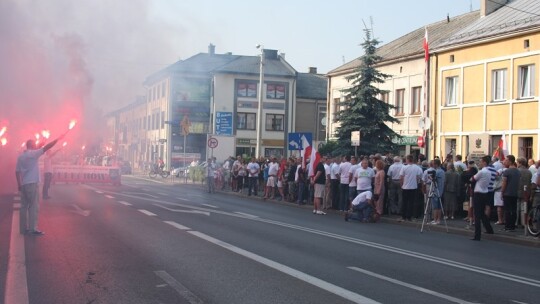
left=119, top=161, right=132, bottom=175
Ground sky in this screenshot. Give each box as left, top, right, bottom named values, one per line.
left=0, top=0, right=480, bottom=191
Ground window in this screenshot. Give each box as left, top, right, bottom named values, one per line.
left=380, top=92, right=389, bottom=103
left=518, top=65, right=535, bottom=98
left=445, top=77, right=458, bottom=106
left=492, top=69, right=507, bottom=101
left=266, top=84, right=285, bottom=99
left=237, top=82, right=257, bottom=98
left=411, top=86, right=421, bottom=114
left=519, top=137, right=533, bottom=160
left=161, top=82, right=166, bottom=98
left=237, top=113, right=256, bottom=130
left=161, top=111, right=165, bottom=129
left=265, top=114, right=284, bottom=131
left=395, top=89, right=405, bottom=115
left=333, top=98, right=340, bottom=122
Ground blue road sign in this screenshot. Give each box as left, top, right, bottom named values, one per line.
left=215, top=112, right=233, bottom=136
left=288, top=132, right=312, bottom=150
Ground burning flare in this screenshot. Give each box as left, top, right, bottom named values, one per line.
left=0, top=126, right=6, bottom=137
left=68, top=119, right=77, bottom=130
left=63, top=141, right=68, bottom=147
left=82, top=145, right=86, bottom=150
left=35, top=133, right=40, bottom=140
left=41, top=130, right=50, bottom=139
left=1, top=138, right=7, bottom=146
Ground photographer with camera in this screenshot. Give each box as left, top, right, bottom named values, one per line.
left=423, top=159, right=445, bottom=225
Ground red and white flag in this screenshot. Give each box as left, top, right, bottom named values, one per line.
left=423, top=27, right=429, bottom=61
left=494, top=133, right=508, bottom=161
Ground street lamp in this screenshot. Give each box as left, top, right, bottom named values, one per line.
left=255, top=44, right=264, bottom=158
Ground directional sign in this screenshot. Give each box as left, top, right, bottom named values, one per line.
left=215, top=112, right=233, bottom=136
left=208, top=137, right=219, bottom=148
left=288, top=132, right=312, bottom=150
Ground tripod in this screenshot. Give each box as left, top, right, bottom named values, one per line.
left=421, top=178, right=449, bottom=233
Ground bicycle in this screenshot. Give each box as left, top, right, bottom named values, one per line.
left=149, top=165, right=170, bottom=178
left=526, top=204, right=540, bottom=237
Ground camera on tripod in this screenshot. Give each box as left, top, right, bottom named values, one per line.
left=427, top=169, right=436, bottom=180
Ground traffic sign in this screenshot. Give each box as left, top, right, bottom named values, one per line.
left=208, top=137, right=219, bottom=148
left=215, top=112, right=233, bottom=136
left=417, top=136, right=425, bottom=148
left=288, top=132, right=312, bottom=150
left=351, top=131, right=360, bottom=146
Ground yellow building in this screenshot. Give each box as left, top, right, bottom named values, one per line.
left=432, top=0, right=540, bottom=161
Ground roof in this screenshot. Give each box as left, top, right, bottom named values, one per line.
left=328, top=11, right=479, bottom=76
left=296, top=73, right=327, bottom=100
left=215, top=55, right=296, bottom=77
left=439, top=0, right=540, bottom=48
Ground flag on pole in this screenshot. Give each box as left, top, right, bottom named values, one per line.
left=493, top=133, right=507, bottom=161
left=423, top=27, right=429, bottom=62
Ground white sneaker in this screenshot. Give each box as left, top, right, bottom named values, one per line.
left=316, top=211, right=326, bottom=215
left=313, top=210, right=317, bottom=214
left=430, top=220, right=437, bottom=225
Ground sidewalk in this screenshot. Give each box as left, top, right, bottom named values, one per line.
left=127, top=174, right=540, bottom=247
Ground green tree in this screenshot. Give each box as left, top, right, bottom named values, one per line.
left=335, top=29, right=399, bottom=155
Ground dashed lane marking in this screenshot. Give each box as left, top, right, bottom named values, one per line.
left=158, top=192, right=169, bottom=196
left=201, top=204, right=218, bottom=208
left=164, top=221, right=191, bottom=230
left=234, top=212, right=258, bottom=218
left=95, top=190, right=103, bottom=194
left=154, top=270, right=204, bottom=304
left=153, top=204, right=210, bottom=216
left=13, top=197, right=20, bottom=201
left=117, top=201, right=132, bottom=206
left=177, top=197, right=189, bottom=201
left=104, top=195, right=115, bottom=199
left=138, top=209, right=157, bottom=216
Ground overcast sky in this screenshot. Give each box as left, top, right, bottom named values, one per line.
left=1, top=0, right=480, bottom=114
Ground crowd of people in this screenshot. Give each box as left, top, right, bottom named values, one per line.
left=201, top=152, right=540, bottom=238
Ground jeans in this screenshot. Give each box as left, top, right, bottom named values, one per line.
left=503, top=196, right=518, bottom=230
left=248, top=176, right=258, bottom=196
left=20, top=183, right=39, bottom=233
left=401, top=189, right=417, bottom=220
left=331, top=179, right=340, bottom=209
left=339, top=184, right=349, bottom=211
left=353, top=201, right=373, bottom=221
left=206, top=176, right=215, bottom=193
left=297, top=182, right=305, bottom=204
left=473, top=192, right=494, bottom=239
left=388, top=180, right=402, bottom=214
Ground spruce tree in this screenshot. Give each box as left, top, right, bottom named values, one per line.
left=334, top=29, right=400, bottom=155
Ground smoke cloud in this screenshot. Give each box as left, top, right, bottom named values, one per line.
left=0, top=0, right=187, bottom=193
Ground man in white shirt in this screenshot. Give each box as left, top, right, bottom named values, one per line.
left=470, top=155, right=495, bottom=240
left=264, top=157, right=279, bottom=199
left=204, top=158, right=216, bottom=193
left=355, top=158, right=375, bottom=194
left=330, top=157, right=341, bottom=210
left=247, top=157, right=260, bottom=196
left=339, top=155, right=352, bottom=211
left=387, top=156, right=403, bottom=215
left=492, top=156, right=504, bottom=171
left=323, top=156, right=332, bottom=209
left=454, top=155, right=467, bottom=172
left=345, top=190, right=373, bottom=222
left=399, top=154, right=423, bottom=221
left=529, top=159, right=538, bottom=176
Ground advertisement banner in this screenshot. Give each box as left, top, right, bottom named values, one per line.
left=52, top=165, right=121, bottom=185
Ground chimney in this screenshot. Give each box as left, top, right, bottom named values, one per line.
left=480, top=0, right=507, bottom=17
left=279, top=52, right=286, bottom=59
left=308, top=67, right=318, bottom=74
left=208, top=43, right=215, bottom=55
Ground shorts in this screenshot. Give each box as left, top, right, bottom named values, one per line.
left=314, top=184, right=325, bottom=198
left=267, top=176, right=276, bottom=187
left=277, top=180, right=283, bottom=188
left=348, top=187, right=357, bottom=201
left=430, top=197, right=442, bottom=209
left=494, top=191, right=503, bottom=207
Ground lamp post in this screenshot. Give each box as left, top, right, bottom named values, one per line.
left=255, top=45, right=264, bottom=158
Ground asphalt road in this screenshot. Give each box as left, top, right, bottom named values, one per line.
left=1, top=175, right=540, bottom=304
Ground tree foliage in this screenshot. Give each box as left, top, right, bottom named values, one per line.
left=334, top=29, right=400, bottom=155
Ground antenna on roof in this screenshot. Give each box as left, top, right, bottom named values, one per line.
left=342, top=56, right=346, bottom=64
left=470, top=0, right=473, bottom=12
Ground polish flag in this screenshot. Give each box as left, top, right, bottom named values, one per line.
left=494, top=133, right=507, bottom=161
left=303, top=145, right=321, bottom=178
left=423, top=27, right=429, bottom=62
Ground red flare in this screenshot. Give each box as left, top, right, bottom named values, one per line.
left=0, top=126, right=6, bottom=137
left=68, top=119, right=77, bottom=130
left=1, top=138, right=6, bottom=146
left=35, top=133, right=40, bottom=140
left=63, top=141, right=68, bottom=147
left=41, top=130, right=50, bottom=139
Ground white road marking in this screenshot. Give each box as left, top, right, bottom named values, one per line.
left=154, top=204, right=210, bottom=216
left=123, top=192, right=159, bottom=199
left=177, top=197, right=189, bottom=201
left=164, top=221, right=191, bottom=230
left=117, top=201, right=132, bottom=206
left=138, top=209, right=157, bottom=216
left=348, top=267, right=476, bottom=304
left=100, top=187, right=540, bottom=288
left=13, top=203, right=21, bottom=209
left=13, top=197, right=20, bottom=201
left=155, top=270, right=204, bottom=304
left=201, top=204, right=218, bottom=208
left=95, top=190, right=103, bottom=194
left=104, top=195, right=115, bottom=199
left=188, top=231, right=379, bottom=304
left=71, top=204, right=91, bottom=217
left=4, top=209, right=29, bottom=304
left=234, top=212, right=258, bottom=218
left=511, top=301, right=529, bottom=304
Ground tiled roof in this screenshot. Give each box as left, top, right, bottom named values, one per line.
left=439, top=0, right=540, bottom=47
left=328, top=11, right=479, bottom=75
left=296, top=73, right=327, bottom=100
